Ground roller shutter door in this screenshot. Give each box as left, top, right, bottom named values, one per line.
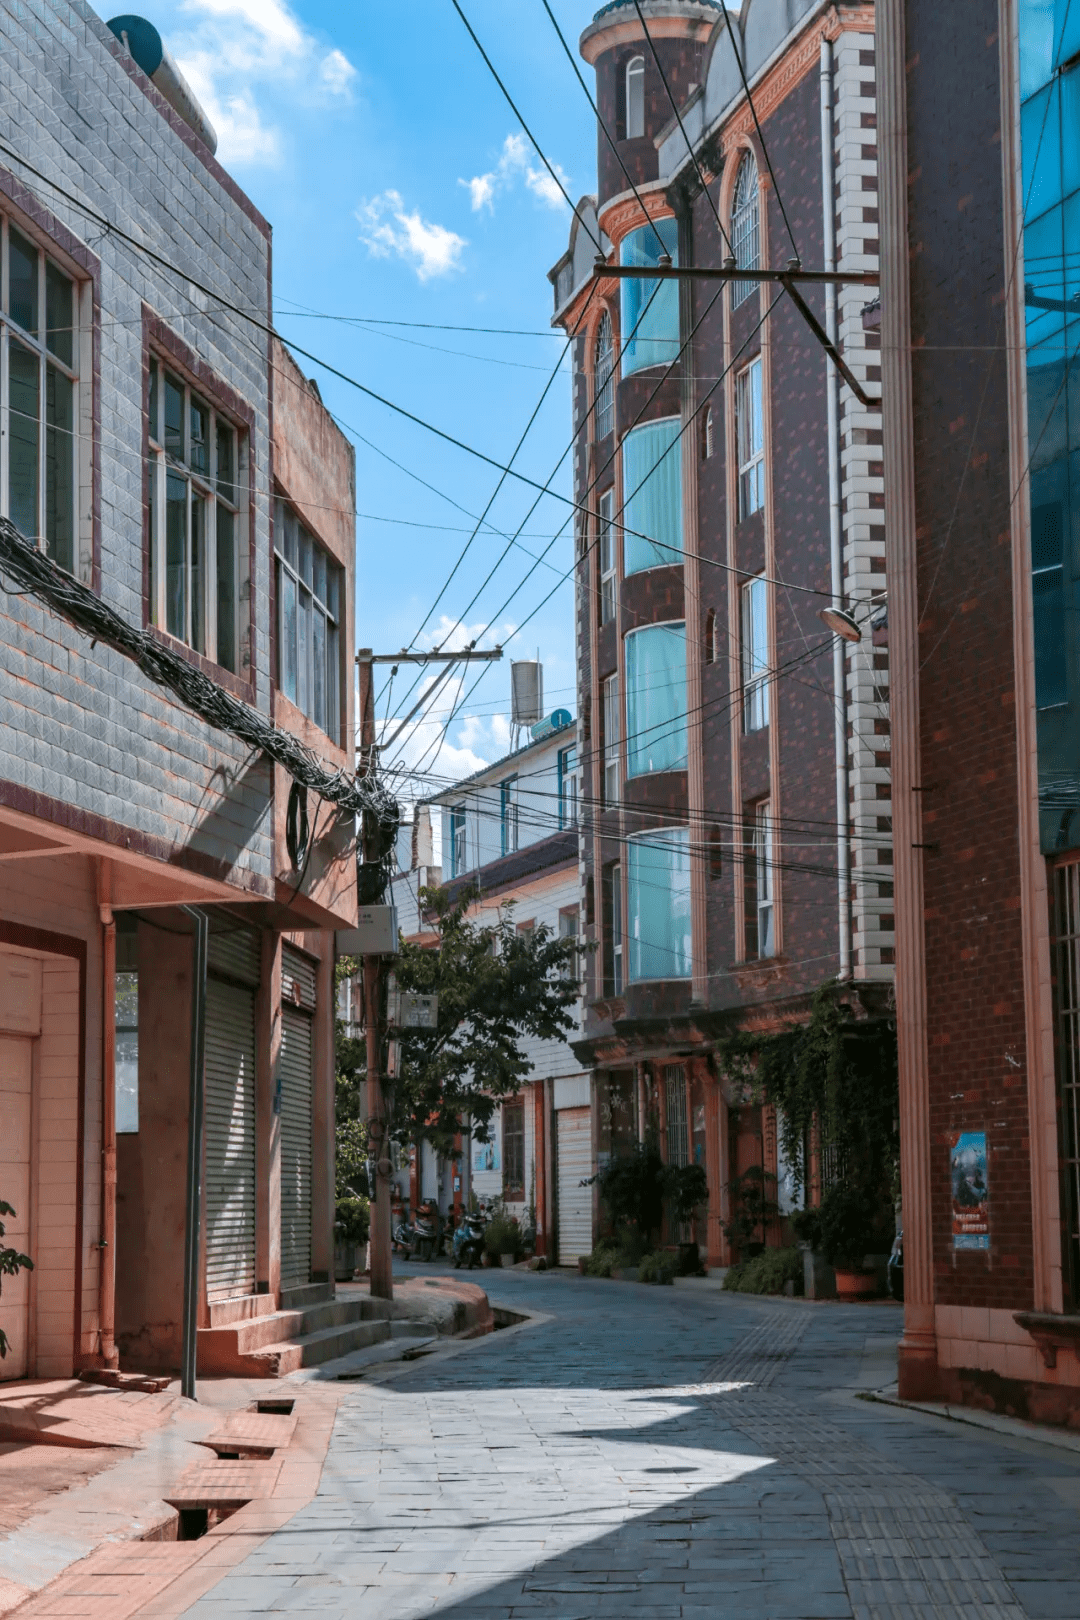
left=280, top=947, right=316, bottom=1290
left=556, top=1106, right=593, bottom=1266
left=205, top=978, right=257, bottom=1302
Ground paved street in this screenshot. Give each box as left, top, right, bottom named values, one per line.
left=170, top=1268, right=1080, bottom=1620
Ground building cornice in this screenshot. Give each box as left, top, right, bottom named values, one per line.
left=581, top=3, right=720, bottom=65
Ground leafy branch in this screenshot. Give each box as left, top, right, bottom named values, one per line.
left=0, top=1201, right=33, bottom=1360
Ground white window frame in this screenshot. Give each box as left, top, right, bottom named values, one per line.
left=274, top=497, right=342, bottom=739
left=742, top=573, right=770, bottom=732
left=558, top=745, right=578, bottom=828
left=559, top=905, right=580, bottom=982
left=451, top=804, right=467, bottom=876
left=754, top=800, right=776, bottom=959
left=594, top=312, right=615, bottom=440
left=603, top=674, right=620, bottom=804
left=500, top=775, right=519, bottom=856
left=150, top=359, right=244, bottom=672
left=0, top=216, right=87, bottom=577
left=731, top=152, right=761, bottom=309
left=736, top=356, right=765, bottom=520
left=626, top=54, right=645, bottom=139
left=599, top=488, right=616, bottom=624
left=611, top=862, right=624, bottom=996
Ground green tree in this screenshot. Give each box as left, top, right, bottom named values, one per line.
left=334, top=959, right=369, bottom=1247
left=386, top=885, right=579, bottom=1157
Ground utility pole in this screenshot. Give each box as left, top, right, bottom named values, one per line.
left=354, top=643, right=504, bottom=1299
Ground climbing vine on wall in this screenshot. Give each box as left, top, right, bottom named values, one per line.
left=714, top=983, right=900, bottom=1208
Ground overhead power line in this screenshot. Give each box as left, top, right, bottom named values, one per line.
left=717, top=0, right=801, bottom=265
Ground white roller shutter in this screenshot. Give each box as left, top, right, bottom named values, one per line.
left=556, top=1106, right=593, bottom=1266
left=280, top=947, right=315, bottom=1291
left=205, top=978, right=257, bottom=1302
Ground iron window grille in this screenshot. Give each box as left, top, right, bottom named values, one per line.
left=599, top=488, right=616, bottom=624
left=502, top=1097, right=526, bottom=1201
left=2, top=219, right=83, bottom=577
left=149, top=359, right=244, bottom=672
left=274, top=498, right=342, bottom=740
left=594, top=312, right=615, bottom=441
left=731, top=152, right=761, bottom=309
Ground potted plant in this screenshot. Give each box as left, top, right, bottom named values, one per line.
left=722, top=1165, right=781, bottom=1260
left=334, top=1187, right=370, bottom=1281
left=816, top=1182, right=890, bottom=1298
left=484, top=1210, right=522, bottom=1268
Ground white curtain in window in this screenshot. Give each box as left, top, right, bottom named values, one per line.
left=620, top=218, right=679, bottom=376
left=625, top=622, right=687, bottom=776
left=623, top=417, right=683, bottom=574
left=628, top=828, right=692, bottom=982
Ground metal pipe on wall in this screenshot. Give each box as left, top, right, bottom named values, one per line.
left=820, top=36, right=853, bottom=980
left=181, top=906, right=208, bottom=1402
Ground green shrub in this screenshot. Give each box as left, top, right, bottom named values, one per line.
left=335, top=1193, right=370, bottom=1246
left=638, top=1250, right=677, bottom=1286
left=583, top=1241, right=621, bottom=1277
left=484, top=1212, right=522, bottom=1257
left=722, top=1245, right=803, bottom=1296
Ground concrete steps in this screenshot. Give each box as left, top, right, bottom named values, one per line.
left=198, top=1293, right=396, bottom=1377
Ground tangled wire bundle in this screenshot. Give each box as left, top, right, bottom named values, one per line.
left=0, top=516, right=399, bottom=861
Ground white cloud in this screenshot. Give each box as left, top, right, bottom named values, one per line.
left=461, top=132, right=571, bottom=215
left=168, top=0, right=357, bottom=168
left=357, top=193, right=467, bottom=282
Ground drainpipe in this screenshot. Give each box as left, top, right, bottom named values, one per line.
left=98, top=880, right=119, bottom=1370
left=821, top=37, right=852, bottom=979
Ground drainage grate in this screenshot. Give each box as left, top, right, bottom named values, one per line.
left=255, top=1398, right=294, bottom=1414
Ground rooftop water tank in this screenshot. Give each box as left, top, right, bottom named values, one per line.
left=107, top=15, right=219, bottom=154
left=511, top=662, right=543, bottom=728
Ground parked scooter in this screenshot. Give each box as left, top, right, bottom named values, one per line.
left=452, top=1206, right=488, bottom=1270
left=394, top=1200, right=443, bottom=1262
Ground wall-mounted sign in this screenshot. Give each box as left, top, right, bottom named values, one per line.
left=387, top=990, right=439, bottom=1030
left=951, top=1130, right=989, bottom=1250
left=337, top=906, right=398, bottom=957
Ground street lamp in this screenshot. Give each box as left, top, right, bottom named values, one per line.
left=818, top=605, right=862, bottom=643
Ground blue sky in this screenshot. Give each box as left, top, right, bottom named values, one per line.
left=133, top=0, right=602, bottom=798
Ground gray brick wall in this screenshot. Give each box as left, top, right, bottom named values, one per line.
left=0, top=0, right=275, bottom=889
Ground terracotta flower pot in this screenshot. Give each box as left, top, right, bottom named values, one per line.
left=834, top=1268, right=877, bottom=1300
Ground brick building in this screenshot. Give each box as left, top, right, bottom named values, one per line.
left=882, top=0, right=1080, bottom=1421
left=0, top=5, right=358, bottom=1378
left=548, top=0, right=888, bottom=1264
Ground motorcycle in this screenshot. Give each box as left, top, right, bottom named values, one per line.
left=395, top=1201, right=442, bottom=1262
left=452, top=1207, right=488, bottom=1270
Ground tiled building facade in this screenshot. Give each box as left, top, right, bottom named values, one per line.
left=549, top=0, right=891, bottom=1265
left=0, top=3, right=357, bottom=1378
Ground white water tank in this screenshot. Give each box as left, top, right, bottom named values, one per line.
left=511, top=662, right=543, bottom=728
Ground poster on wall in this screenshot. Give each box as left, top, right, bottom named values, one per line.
left=951, top=1130, right=990, bottom=1250
left=472, top=1138, right=500, bottom=1173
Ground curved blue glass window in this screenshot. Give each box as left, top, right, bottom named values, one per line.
left=625, top=622, right=687, bottom=777
left=627, top=828, right=691, bottom=982
left=620, top=217, right=679, bottom=376
left=622, top=417, right=682, bottom=575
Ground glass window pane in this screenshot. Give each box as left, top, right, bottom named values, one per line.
left=1060, top=0, right=1080, bottom=68
left=45, top=261, right=73, bottom=367
left=298, top=586, right=311, bottom=715
left=326, top=562, right=340, bottom=621
left=165, top=472, right=187, bottom=639
left=1023, top=82, right=1061, bottom=221
left=626, top=56, right=645, bottom=139
left=45, top=363, right=74, bottom=573
left=622, top=417, right=683, bottom=573
left=216, top=504, right=236, bottom=673
left=284, top=509, right=298, bottom=569
left=216, top=421, right=235, bottom=503
left=8, top=229, right=38, bottom=335
left=620, top=218, right=679, bottom=377
left=8, top=341, right=40, bottom=540
left=115, top=971, right=139, bottom=1135
left=625, top=622, right=687, bottom=776
left=149, top=360, right=159, bottom=445
left=1021, top=0, right=1055, bottom=99
left=164, top=374, right=184, bottom=460
left=281, top=565, right=298, bottom=703
left=327, top=623, right=340, bottom=740
left=299, top=526, right=313, bottom=588
left=148, top=457, right=157, bottom=621
left=313, top=605, right=327, bottom=732
left=190, top=494, right=205, bottom=652
left=189, top=395, right=209, bottom=477
left=1034, top=564, right=1068, bottom=705
left=628, top=829, right=691, bottom=982
left=313, top=546, right=327, bottom=606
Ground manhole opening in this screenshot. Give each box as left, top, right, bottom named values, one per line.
left=256, top=1398, right=294, bottom=1414
left=492, top=1307, right=528, bottom=1330
left=176, top=1504, right=241, bottom=1540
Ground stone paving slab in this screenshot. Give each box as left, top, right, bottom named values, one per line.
left=153, top=1271, right=1080, bottom=1618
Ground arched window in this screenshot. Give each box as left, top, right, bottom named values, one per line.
left=626, top=55, right=645, bottom=139
left=704, top=608, right=716, bottom=665
left=701, top=405, right=715, bottom=461
left=730, top=152, right=760, bottom=310
left=594, top=312, right=615, bottom=440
